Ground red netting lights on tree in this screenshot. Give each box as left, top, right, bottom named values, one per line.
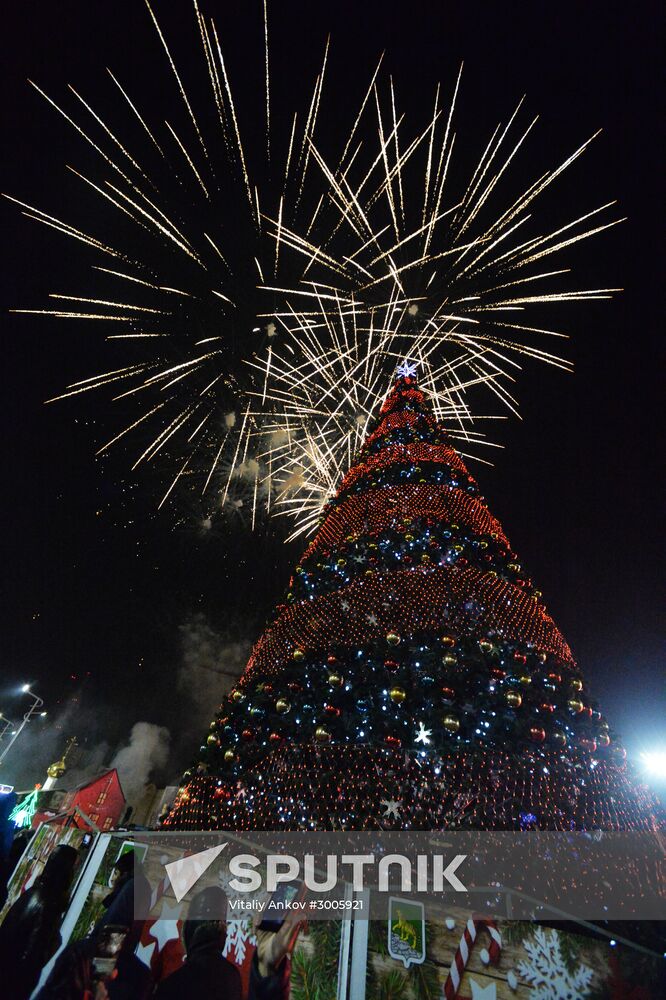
left=165, top=370, right=659, bottom=832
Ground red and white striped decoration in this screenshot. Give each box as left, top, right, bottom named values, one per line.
left=443, top=917, right=502, bottom=999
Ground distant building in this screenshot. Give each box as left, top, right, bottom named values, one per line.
left=125, top=782, right=178, bottom=829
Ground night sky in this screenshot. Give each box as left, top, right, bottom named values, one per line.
left=1, top=0, right=663, bottom=795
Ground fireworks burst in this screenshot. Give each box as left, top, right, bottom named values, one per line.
left=5, top=0, right=623, bottom=538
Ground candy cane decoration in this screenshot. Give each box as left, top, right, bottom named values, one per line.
left=443, top=917, right=502, bottom=999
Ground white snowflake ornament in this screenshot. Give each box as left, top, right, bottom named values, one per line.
left=517, top=927, right=593, bottom=1000
left=223, top=916, right=258, bottom=966
left=415, top=722, right=432, bottom=745
left=381, top=798, right=402, bottom=819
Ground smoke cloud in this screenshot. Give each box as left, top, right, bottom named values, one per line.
left=110, top=721, right=170, bottom=800
left=5, top=616, right=254, bottom=795
left=178, top=613, right=251, bottom=730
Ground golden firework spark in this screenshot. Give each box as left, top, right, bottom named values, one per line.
left=6, top=1, right=623, bottom=538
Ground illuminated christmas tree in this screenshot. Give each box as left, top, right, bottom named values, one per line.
left=166, top=366, right=656, bottom=831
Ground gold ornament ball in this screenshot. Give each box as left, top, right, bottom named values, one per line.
left=315, top=725, right=332, bottom=743
left=386, top=631, right=401, bottom=646
left=276, top=698, right=291, bottom=715
left=389, top=685, right=406, bottom=704
left=292, top=648, right=305, bottom=662
left=224, top=749, right=236, bottom=762
left=328, top=672, right=344, bottom=687
left=505, top=690, right=522, bottom=708
left=597, top=732, right=611, bottom=747
left=519, top=674, right=532, bottom=686
left=231, top=689, right=245, bottom=703
left=442, top=653, right=457, bottom=667
left=553, top=731, right=567, bottom=747
left=441, top=634, right=456, bottom=648
left=206, top=733, right=218, bottom=746
left=443, top=713, right=460, bottom=733
left=479, top=640, right=494, bottom=653
left=570, top=678, right=583, bottom=692
left=568, top=698, right=584, bottom=714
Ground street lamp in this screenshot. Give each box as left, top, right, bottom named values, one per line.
left=0, top=686, right=45, bottom=766
left=0, top=713, right=17, bottom=742
left=641, top=750, right=666, bottom=779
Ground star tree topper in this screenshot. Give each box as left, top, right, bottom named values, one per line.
left=396, top=359, right=418, bottom=379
